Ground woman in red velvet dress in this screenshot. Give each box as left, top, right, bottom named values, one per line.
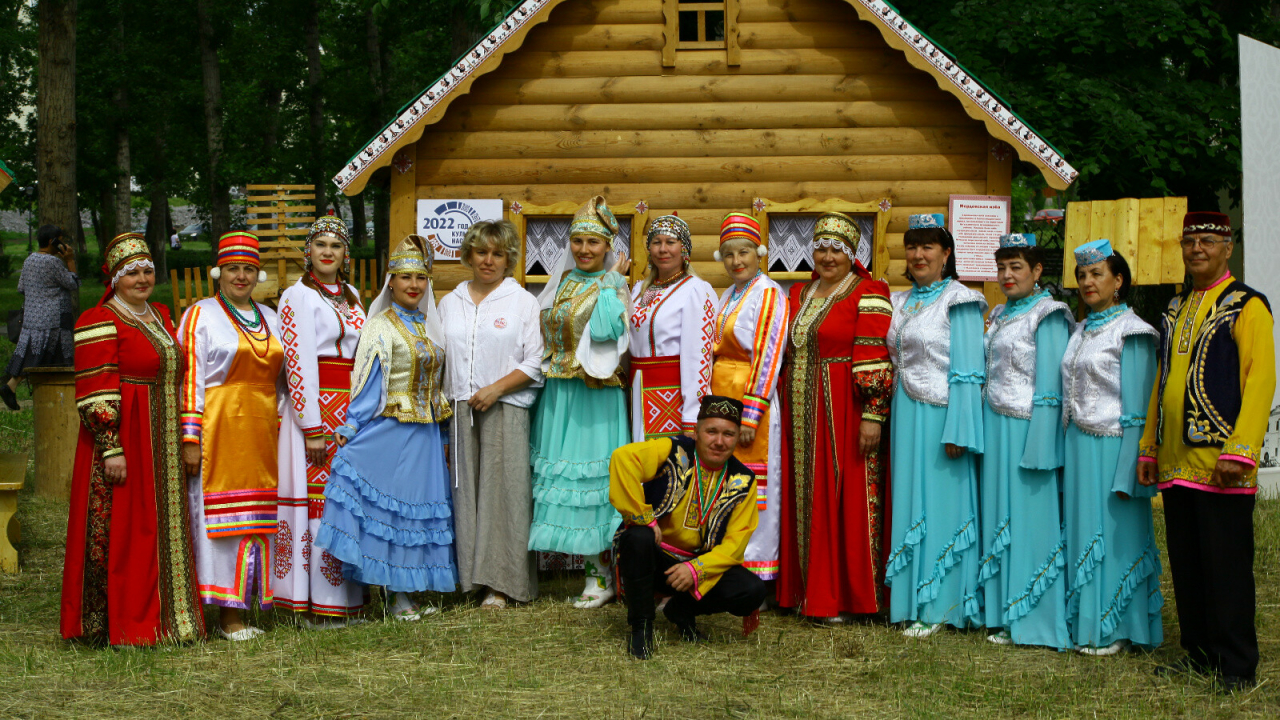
left=778, top=213, right=894, bottom=621
left=61, top=233, right=204, bottom=645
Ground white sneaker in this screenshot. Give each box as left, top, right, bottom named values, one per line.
left=902, top=621, right=943, bottom=639
left=217, top=625, right=264, bottom=642
left=988, top=630, right=1013, bottom=646
left=1078, top=640, right=1128, bottom=656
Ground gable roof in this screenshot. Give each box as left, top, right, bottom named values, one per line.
left=333, top=0, right=1079, bottom=195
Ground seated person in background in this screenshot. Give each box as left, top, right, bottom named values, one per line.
left=610, top=395, right=766, bottom=659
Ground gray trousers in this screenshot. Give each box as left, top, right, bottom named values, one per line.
left=450, top=400, right=538, bottom=602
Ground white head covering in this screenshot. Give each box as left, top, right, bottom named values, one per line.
left=368, top=234, right=446, bottom=349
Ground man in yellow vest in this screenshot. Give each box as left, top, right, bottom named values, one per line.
left=1138, top=211, right=1275, bottom=692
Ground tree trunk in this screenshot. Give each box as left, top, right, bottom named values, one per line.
left=97, top=189, right=115, bottom=257
left=365, top=7, right=384, bottom=120
left=36, top=0, right=78, bottom=241
left=350, top=192, right=367, bottom=247
left=262, top=84, right=282, bottom=158
left=305, top=0, right=327, bottom=216
left=145, top=183, right=169, bottom=279
left=450, top=3, right=484, bottom=62
left=373, top=184, right=389, bottom=269
left=196, top=0, right=231, bottom=238
left=89, top=206, right=102, bottom=254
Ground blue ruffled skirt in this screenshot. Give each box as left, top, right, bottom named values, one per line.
left=978, top=407, right=1071, bottom=649
left=528, top=378, right=626, bottom=555
left=315, top=417, right=457, bottom=593
left=886, top=389, right=981, bottom=627
left=1062, top=423, right=1163, bottom=648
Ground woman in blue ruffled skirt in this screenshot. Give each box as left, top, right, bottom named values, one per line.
left=315, top=235, right=457, bottom=620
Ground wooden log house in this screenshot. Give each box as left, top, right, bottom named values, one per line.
left=333, top=0, right=1077, bottom=297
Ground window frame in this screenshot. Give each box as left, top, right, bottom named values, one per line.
left=755, top=198, right=892, bottom=283
left=663, top=0, right=740, bottom=67
left=505, top=199, right=650, bottom=287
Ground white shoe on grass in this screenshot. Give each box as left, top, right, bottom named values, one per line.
left=988, top=630, right=1013, bottom=646
left=902, top=621, right=942, bottom=639
left=1078, top=640, right=1128, bottom=656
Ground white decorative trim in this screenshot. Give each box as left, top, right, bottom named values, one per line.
left=333, top=0, right=1077, bottom=192
left=332, top=0, right=555, bottom=192
left=111, top=259, right=155, bottom=288
left=856, top=0, right=1077, bottom=186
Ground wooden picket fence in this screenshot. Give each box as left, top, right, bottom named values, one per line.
left=169, top=258, right=385, bottom=316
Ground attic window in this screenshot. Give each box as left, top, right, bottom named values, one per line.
left=663, top=0, right=740, bottom=66
left=678, top=1, right=726, bottom=48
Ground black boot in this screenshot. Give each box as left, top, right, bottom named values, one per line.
left=664, top=600, right=708, bottom=643
left=628, top=622, right=654, bottom=660
left=0, top=384, right=18, bottom=411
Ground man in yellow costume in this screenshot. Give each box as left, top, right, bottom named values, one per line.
left=1138, top=211, right=1275, bottom=692
left=610, top=394, right=766, bottom=659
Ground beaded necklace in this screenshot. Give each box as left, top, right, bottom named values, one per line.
left=310, top=272, right=353, bottom=357
left=638, top=268, right=687, bottom=308
left=690, top=452, right=729, bottom=528
left=217, top=288, right=272, bottom=359
left=792, top=271, right=855, bottom=350
left=714, top=271, right=762, bottom=345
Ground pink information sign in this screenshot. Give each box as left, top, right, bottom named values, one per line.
left=948, top=195, right=1011, bottom=282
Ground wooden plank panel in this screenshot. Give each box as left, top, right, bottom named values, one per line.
left=462, top=73, right=946, bottom=106
left=519, top=23, right=665, bottom=52
left=547, top=0, right=665, bottom=25
left=246, top=184, right=315, bottom=190
left=491, top=48, right=917, bottom=79
left=1090, top=200, right=1116, bottom=255
left=726, top=0, right=741, bottom=65
left=739, top=0, right=863, bottom=23
left=1162, top=196, right=1188, bottom=284
left=391, top=152, right=417, bottom=242
left=432, top=101, right=974, bottom=133
left=1135, top=198, right=1165, bottom=286
left=417, top=153, right=985, bottom=186
left=418, top=180, right=981, bottom=209
left=1111, top=197, right=1140, bottom=268
left=545, top=0, right=860, bottom=25
left=1063, top=201, right=1093, bottom=288
left=417, top=126, right=987, bottom=161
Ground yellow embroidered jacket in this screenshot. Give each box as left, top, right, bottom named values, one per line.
left=609, top=436, right=758, bottom=598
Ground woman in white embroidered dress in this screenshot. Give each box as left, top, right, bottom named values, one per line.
left=275, top=217, right=367, bottom=628
left=440, top=220, right=543, bottom=609
left=628, top=214, right=716, bottom=442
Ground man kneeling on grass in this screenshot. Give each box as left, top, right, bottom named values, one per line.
left=609, top=395, right=767, bottom=659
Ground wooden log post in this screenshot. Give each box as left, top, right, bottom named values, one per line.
left=0, top=453, right=26, bottom=573
left=26, top=367, right=77, bottom=501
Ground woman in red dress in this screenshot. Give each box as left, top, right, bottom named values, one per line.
left=60, top=233, right=204, bottom=645
left=777, top=213, right=894, bottom=621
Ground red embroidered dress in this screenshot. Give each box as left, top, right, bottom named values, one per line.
left=778, top=266, right=895, bottom=617
left=61, top=301, right=204, bottom=645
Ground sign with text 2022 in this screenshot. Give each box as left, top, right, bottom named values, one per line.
left=416, top=200, right=504, bottom=261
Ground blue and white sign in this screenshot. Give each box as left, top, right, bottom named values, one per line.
left=416, top=199, right=504, bottom=261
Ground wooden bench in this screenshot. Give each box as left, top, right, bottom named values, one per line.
left=0, top=452, right=29, bottom=573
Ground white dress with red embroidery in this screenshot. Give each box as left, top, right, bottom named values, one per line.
left=627, top=273, right=717, bottom=441
left=274, top=278, right=366, bottom=618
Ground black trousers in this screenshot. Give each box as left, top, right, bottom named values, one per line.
left=1161, top=485, right=1258, bottom=679
left=617, top=524, right=767, bottom=627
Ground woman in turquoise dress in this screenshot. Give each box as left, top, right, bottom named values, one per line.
left=885, top=213, right=986, bottom=638
left=1060, top=239, right=1163, bottom=654
left=315, top=235, right=456, bottom=621
left=529, top=195, right=631, bottom=609
left=979, top=233, right=1073, bottom=649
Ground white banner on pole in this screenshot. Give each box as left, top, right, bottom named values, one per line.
left=1240, top=35, right=1280, bottom=494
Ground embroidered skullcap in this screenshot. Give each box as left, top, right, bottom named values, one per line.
left=104, top=232, right=153, bottom=287
left=308, top=216, right=349, bottom=246
left=908, top=213, right=946, bottom=230
left=1182, top=211, right=1232, bottom=238
left=388, top=234, right=433, bottom=275
left=720, top=213, right=762, bottom=247
left=999, top=233, right=1037, bottom=248
left=216, top=231, right=262, bottom=268
left=569, top=195, right=619, bottom=242
left=1074, top=238, right=1113, bottom=267
left=698, top=394, right=745, bottom=425
left=647, top=214, right=692, bottom=257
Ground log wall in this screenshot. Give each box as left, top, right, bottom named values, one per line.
left=402, top=0, right=1011, bottom=292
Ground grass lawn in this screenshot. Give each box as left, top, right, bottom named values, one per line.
left=0, top=418, right=1277, bottom=719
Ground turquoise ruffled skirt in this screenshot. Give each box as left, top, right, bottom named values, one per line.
left=886, top=390, right=981, bottom=628
left=315, top=417, right=458, bottom=593
left=1062, top=423, right=1163, bottom=648
left=528, top=378, right=626, bottom=555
